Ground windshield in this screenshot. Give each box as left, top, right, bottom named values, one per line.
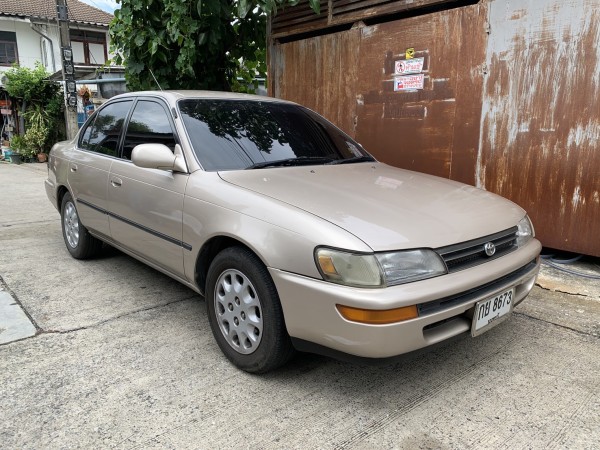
left=178, top=99, right=374, bottom=171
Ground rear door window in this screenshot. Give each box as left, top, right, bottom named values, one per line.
left=79, top=100, right=133, bottom=156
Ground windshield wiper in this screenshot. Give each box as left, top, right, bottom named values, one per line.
left=246, top=156, right=335, bottom=169
left=325, top=156, right=375, bottom=165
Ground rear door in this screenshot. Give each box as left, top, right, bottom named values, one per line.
left=106, top=98, right=188, bottom=279
left=68, top=100, right=133, bottom=239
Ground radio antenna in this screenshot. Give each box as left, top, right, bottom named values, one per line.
left=149, top=68, right=163, bottom=91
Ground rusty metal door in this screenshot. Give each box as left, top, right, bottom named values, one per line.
left=271, top=2, right=487, bottom=185
left=478, top=0, right=600, bottom=256
left=270, top=28, right=362, bottom=139
left=353, top=3, right=487, bottom=185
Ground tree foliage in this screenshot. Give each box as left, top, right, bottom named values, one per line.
left=3, top=63, right=58, bottom=104
left=109, top=0, right=320, bottom=92
left=3, top=63, right=64, bottom=152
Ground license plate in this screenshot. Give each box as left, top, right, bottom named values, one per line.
left=471, top=288, right=514, bottom=336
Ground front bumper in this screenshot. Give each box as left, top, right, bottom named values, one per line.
left=270, top=239, right=541, bottom=359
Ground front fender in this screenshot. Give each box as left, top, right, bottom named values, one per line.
left=182, top=172, right=372, bottom=283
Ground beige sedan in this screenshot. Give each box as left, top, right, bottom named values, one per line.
left=45, top=91, right=541, bottom=372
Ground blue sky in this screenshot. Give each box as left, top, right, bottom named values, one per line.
left=80, top=0, right=119, bottom=14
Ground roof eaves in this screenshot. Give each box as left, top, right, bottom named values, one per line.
left=0, top=12, right=30, bottom=19
left=0, top=13, right=109, bottom=27
left=68, top=20, right=110, bottom=27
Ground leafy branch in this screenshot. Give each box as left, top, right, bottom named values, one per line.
left=109, top=0, right=320, bottom=92
left=3, top=63, right=64, bottom=153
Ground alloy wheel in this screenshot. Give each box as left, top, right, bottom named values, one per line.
left=63, top=201, right=80, bottom=248
left=214, top=269, right=263, bottom=354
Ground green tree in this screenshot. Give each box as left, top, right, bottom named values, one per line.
left=109, top=0, right=320, bottom=92
left=3, top=63, right=64, bottom=152
left=3, top=63, right=53, bottom=103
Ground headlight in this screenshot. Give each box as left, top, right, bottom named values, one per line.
left=315, top=248, right=383, bottom=287
left=315, top=248, right=447, bottom=287
left=375, top=249, right=446, bottom=286
left=516, top=215, right=534, bottom=246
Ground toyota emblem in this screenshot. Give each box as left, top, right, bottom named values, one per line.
left=484, top=242, right=496, bottom=257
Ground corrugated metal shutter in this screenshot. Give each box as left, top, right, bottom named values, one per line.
left=271, top=0, right=462, bottom=38
left=271, top=1, right=329, bottom=37
left=331, top=0, right=459, bottom=19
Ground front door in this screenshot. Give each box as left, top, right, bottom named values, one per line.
left=106, top=99, right=188, bottom=279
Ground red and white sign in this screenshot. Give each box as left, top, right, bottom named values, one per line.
left=394, top=73, right=425, bottom=91
left=394, top=57, right=424, bottom=75
left=0, top=108, right=11, bottom=115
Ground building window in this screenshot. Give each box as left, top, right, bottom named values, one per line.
left=70, top=30, right=107, bottom=65
left=0, top=31, right=18, bottom=66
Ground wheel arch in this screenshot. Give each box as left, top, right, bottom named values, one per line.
left=195, top=235, right=266, bottom=296
left=56, top=184, right=70, bottom=210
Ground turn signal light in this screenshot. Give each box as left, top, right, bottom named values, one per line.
left=318, top=255, right=338, bottom=275
left=336, top=304, right=418, bottom=325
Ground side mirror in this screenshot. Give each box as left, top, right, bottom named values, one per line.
left=131, top=143, right=187, bottom=173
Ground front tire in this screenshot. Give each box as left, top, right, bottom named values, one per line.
left=61, top=192, right=102, bottom=259
left=206, top=247, right=295, bottom=373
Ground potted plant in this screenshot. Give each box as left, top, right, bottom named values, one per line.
left=23, top=105, right=50, bottom=162
left=7, top=134, right=25, bottom=164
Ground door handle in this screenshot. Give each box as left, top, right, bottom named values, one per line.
left=111, top=177, right=122, bottom=187
left=70, top=164, right=78, bottom=172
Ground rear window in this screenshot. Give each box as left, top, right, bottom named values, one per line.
left=178, top=99, right=369, bottom=171
left=79, top=100, right=133, bottom=156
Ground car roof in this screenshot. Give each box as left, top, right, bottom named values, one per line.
left=108, top=90, right=297, bottom=106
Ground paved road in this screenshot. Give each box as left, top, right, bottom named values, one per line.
left=1, top=162, right=599, bottom=449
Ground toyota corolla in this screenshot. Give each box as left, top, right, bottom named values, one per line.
left=45, top=91, right=541, bottom=372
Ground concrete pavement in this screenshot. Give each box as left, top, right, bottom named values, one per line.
left=0, top=290, right=36, bottom=344
left=1, top=162, right=598, bottom=449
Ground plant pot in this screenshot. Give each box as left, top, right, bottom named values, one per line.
left=37, top=153, right=48, bottom=163
left=10, top=153, right=22, bottom=164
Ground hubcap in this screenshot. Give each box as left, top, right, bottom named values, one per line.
left=64, top=201, right=80, bottom=248
left=214, top=269, right=263, bottom=354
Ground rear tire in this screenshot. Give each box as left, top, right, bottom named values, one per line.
left=61, top=192, right=102, bottom=259
left=206, top=247, right=295, bottom=373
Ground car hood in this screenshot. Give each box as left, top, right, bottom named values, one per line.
left=218, top=163, right=525, bottom=251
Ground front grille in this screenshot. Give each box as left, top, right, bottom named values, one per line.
left=436, top=226, right=518, bottom=273
left=418, top=259, right=537, bottom=316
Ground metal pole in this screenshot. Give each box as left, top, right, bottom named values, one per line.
left=56, top=0, right=79, bottom=140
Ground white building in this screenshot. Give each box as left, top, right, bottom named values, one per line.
left=0, top=0, right=115, bottom=76
left=0, top=0, right=124, bottom=139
